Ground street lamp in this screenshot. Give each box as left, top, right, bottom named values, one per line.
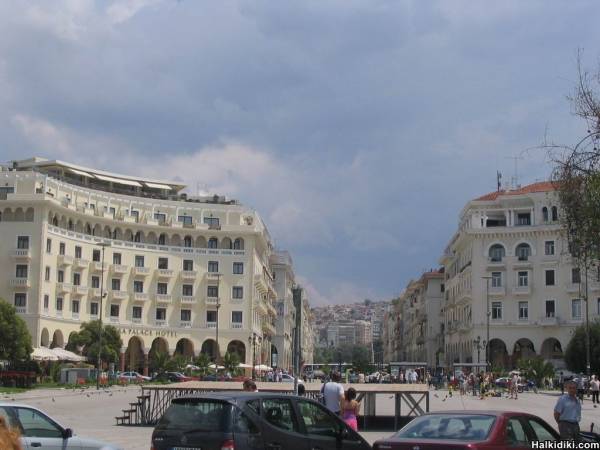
left=482, top=276, right=492, bottom=370
left=214, top=273, right=222, bottom=375
left=248, top=333, right=258, bottom=380
left=96, top=241, right=111, bottom=390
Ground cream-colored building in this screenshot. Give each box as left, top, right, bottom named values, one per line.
left=0, top=157, right=285, bottom=375
left=270, top=250, right=295, bottom=371
left=440, top=181, right=585, bottom=369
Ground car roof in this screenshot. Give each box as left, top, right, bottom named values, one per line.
left=420, top=410, right=537, bottom=417
left=173, top=392, right=306, bottom=403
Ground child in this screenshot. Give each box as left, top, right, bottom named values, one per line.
left=340, top=387, right=360, bottom=431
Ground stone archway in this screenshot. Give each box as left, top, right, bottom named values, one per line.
left=271, top=344, right=279, bottom=368
left=40, top=328, right=50, bottom=347
left=541, top=338, right=563, bottom=363
left=174, top=338, right=195, bottom=360
left=201, top=339, right=218, bottom=361
left=125, top=336, right=145, bottom=373
left=513, top=338, right=536, bottom=365
left=488, top=338, right=509, bottom=369
left=149, top=337, right=169, bottom=371
left=226, top=340, right=246, bottom=362
left=50, top=330, right=64, bottom=349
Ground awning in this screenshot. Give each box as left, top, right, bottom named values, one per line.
left=31, top=347, right=59, bottom=361
left=67, top=168, right=93, bottom=178
left=50, top=348, right=87, bottom=362
left=94, top=174, right=142, bottom=187
left=145, top=182, right=173, bottom=190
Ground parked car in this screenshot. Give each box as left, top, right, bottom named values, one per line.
left=118, top=371, right=151, bottom=382
left=281, top=374, right=303, bottom=383
left=372, top=411, right=559, bottom=450
left=152, top=392, right=371, bottom=450
left=0, top=402, right=122, bottom=450
left=152, top=371, right=197, bottom=382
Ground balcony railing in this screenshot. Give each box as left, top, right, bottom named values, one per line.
left=512, top=285, right=531, bottom=296
left=206, top=273, right=222, bottom=283
left=157, top=269, right=174, bottom=278
left=10, top=277, right=31, bottom=288
left=111, top=264, right=129, bottom=274
left=180, top=295, right=196, bottom=304
left=58, top=255, right=74, bottom=266
left=90, top=261, right=105, bottom=272
left=539, top=315, right=560, bottom=326
left=206, top=322, right=217, bottom=329
left=231, top=322, right=243, bottom=329
left=71, top=285, right=89, bottom=296
left=88, top=287, right=101, bottom=298
left=206, top=297, right=219, bottom=305
left=73, top=258, right=89, bottom=268
left=180, top=321, right=192, bottom=328
left=12, top=249, right=32, bottom=259
left=133, top=292, right=148, bottom=302
left=156, top=294, right=172, bottom=303
left=132, top=267, right=151, bottom=276
left=131, top=317, right=142, bottom=324
left=181, top=270, right=197, bottom=280
left=111, top=290, right=129, bottom=300
left=56, top=282, right=72, bottom=293
left=155, top=319, right=167, bottom=327
left=489, top=285, right=505, bottom=296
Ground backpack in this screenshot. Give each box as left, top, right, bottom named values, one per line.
left=319, top=382, right=328, bottom=404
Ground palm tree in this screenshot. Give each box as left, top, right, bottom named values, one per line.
left=222, top=351, right=241, bottom=376
left=194, top=352, right=211, bottom=376
left=150, top=350, right=170, bottom=375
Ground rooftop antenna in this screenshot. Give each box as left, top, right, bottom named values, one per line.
left=506, top=155, right=524, bottom=189
left=496, top=171, right=502, bottom=192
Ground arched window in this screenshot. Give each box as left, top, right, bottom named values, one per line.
left=489, top=244, right=505, bottom=262
left=158, top=234, right=166, bottom=245
left=208, top=238, right=218, bottom=249
left=183, top=236, right=192, bottom=248
left=52, top=217, right=58, bottom=226
left=68, top=219, right=73, bottom=230
left=542, top=207, right=548, bottom=222
left=134, top=231, right=141, bottom=243
left=516, top=243, right=531, bottom=261
left=233, top=238, right=244, bottom=250
left=551, top=206, right=558, bottom=221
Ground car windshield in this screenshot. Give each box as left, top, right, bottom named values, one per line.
left=156, top=399, right=231, bottom=432
left=395, top=414, right=495, bottom=441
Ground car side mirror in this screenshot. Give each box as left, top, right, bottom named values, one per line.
left=63, top=428, right=73, bottom=439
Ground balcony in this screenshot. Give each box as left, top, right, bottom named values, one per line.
left=262, top=321, right=276, bottom=336
left=205, top=296, right=220, bottom=306
left=157, top=269, right=174, bottom=279
left=10, top=277, right=31, bottom=288
left=131, top=317, right=142, bottom=324
left=73, top=258, right=89, bottom=269
left=58, top=255, right=74, bottom=266
left=110, top=264, right=129, bottom=275
left=132, top=267, right=151, bottom=277
left=231, top=322, right=243, bottom=329
left=110, top=290, right=129, bottom=300
left=539, top=315, right=560, bottom=326
left=489, top=285, right=505, bottom=296
left=512, top=285, right=531, bottom=296
left=566, top=283, right=581, bottom=294
left=90, top=261, right=105, bottom=272
left=156, top=294, right=172, bottom=303
left=181, top=270, right=197, bottom=280
left=56, top=282, right=72, bottom=293
left=71, top=285, right=89, bottom=296
left=180, top=321, right=192, bottom=328
left=155, top=320, right=167, bottom=327
left=458, top=321, right=471, bottom=333
left=512, top=257, right=533, bottom=269
left=180, top=295, right=196, bottom=304
left=206, top=321, right=217, bottom=329
left=133, top=292, right=149, bottom=302
left=72, top=313, right=80, bottom=320
left=12, top=249, right=31, bottom=260
left=206, top=273, right=222, bottom=284
left=109, top=316, right=119, bottom=323
left=88, top=287, right=101, bottom=298
left=486, top=257, right=505, bottom=268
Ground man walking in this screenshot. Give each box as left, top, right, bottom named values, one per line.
left=554, top=380, right=581, bottom=441
left=322, top=371, right=344, bottom=415
left=591, top=375, right=599, bottom=407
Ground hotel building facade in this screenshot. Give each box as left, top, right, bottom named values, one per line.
left=0, top=157, right=311, bottom=375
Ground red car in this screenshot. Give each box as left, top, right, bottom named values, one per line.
left=373, top=411, right=560, bottom=450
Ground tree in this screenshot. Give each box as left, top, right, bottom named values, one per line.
left=166, top=355, right=187, bottom=372
left=351, top=346, right=371, bottom=375
left=66, top=320, right=122, bottom=363
left=0, top=299, right=32, bottom=365
left=565, top=322, right=600, bottom=374
left=516, top=357, right=555, bottom=387
left=194, top=352, right=211, bottom=376
left=222, top=351, right=241, bottom=375
left=149, top=350, right=170, bottom=374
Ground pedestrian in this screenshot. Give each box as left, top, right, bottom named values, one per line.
left=340, top=387, right=360, bottom=431
left=0, top=417, right=22, bottom=450
left=554, top=380, right=581, bottom=441
left=577, top=376, right=586, bottom=401
left=511, top=372, right=519, bottom=400
left=591, top=375, right=599, bottom=407
left=321, top=371, right=344, bottom=415
left=297, top=384, right=306, bottom=396
left=559, top=371, right=564, bottom=394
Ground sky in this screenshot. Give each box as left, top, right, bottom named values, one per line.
left=1, top=0, right=599, bottom=305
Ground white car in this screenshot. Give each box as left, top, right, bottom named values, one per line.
left=281, top=374, right=303, bottom=383
left=118, top=371, right=151, bottom=382
left=0, top=402, right=122, bottom=450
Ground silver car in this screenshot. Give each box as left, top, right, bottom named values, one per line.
left=0, top=402, right=122, bottom=450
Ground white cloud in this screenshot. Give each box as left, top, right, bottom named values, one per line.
left=11, top=114, right=73, bottom=158
left=106, top=0, right=163, bottom=24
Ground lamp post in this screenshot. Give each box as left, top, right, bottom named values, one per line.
left=214, top=273, right=222, bottom=375
left=482, top=276, right=491, bottom=370
left=96, top=241, right=111, bottom=390
left=248, top=333, right=257, bottom=380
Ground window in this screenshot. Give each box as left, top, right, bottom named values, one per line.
left=43, top=295, right=49, bottom=310
left=154, top=212, right=166, bottom=223
left=542, top=206, right=549, bottom=222
left=516, top=213, right=531, bottom=226
left=518, top=271, right=528, bottom=287
left=178, top=215, right=192, bottom=224
left=90, top=302, right=98, bottom=316
left=15, top=264, right=28, bottom=278
left=545, top=270, right=555, bottom=286
left=15, top=407, right=64, bottom=439
left=92, top=249, right=101, bottom=262
left=572, top=299, right=582, bottom=319
left=208, top=238, right=218, bottom=249
left=56, top=297, right=63, bottom=311
left=74, top=246, right=82, bottom=259
left=45, top=266, right=50, bottom=281
left=183, top=260, right=194, bottom=271
left=491, top=302, right=502, bottom=320
left=232, top=286, right=243, bottom=299
left=134, top=280, right=144, bottom=293
left=72, top=300, right=79, bottom=314
left=506, top=418, right=529, bottom=446
left=208, top=261, right=219, bottom=273
left=551, top=206, right=558, bottom=221
left=73, top=273, right=81, bottom=286
left=518, top=301, right=529, bottom=320
left=204, top=217, right=220, bottom=228
left=491, top=272, right=502, bottom=287
left=112, top=279, right=121, bottom=291
left=206, top=310, right=217, bottom=323
left=545, top=300, right=555, bottom=318
left=233, top=262, right=244, bottom=274
left=527, top=419, right=558, bottom=442
left=572, top=268, right=581, bottom=284
left=91, top=276, right=100, bottom=288
left=17, top=236, right=29, bottom=249
left=135, top=255, right=145, bottom=267
left=46, top=238, right=52, bottom=253
left=489, top=244, right=505, bottom=262
left=207, top=286, right=219, bottom=297
left=261, top=399, right=298, bottom=432
left=113, top=253, right=122, bottom=265
left=158, top=234, right=166, bottom=245
left=59, top=242, right=65, bottom=255
left=515, top=243, right=531, bottom=261
left=181, top=309, right=191, bottom=321
left=183, top=236, right=192, bottom=247
left=158, top=257, right=169, bottom=269
left=134, top=231, right=141, bottom=243
left=545, top=240, right=555, bottom=256
left=233, top=238, right=243, bottom=250
left=156, top=308, right=167, bottom=320
left=297, top=400, right=338, bottom=437
left=110, top=304, right=120, bottom=318
left=157, top=283, right=168, bottom=295
left=182, top=284, right=193, bottom=296
left=132, top=306, right=142, bottom=319
left=232, top=311, right=243, bottom=324
left=14, top=293, right=26, bottom=308
left=57, top=270, right=64, bottom=283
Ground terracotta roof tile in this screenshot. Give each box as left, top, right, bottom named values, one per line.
left=474, top=181, right=556, bottom=201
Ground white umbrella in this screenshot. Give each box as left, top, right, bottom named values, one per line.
left=208, top=363, right=225, bottom=370
left=31, top=347, right=59, bottom=361
left=185, top=364, right=200, bottom=370
left=50, top=348, right=86, bottom=362
left=254, top=364, right=272, bottom=372
left=237, top=363, right=253, bottom=369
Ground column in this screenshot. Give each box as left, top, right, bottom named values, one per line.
left=143, top=352, right=149, bottom=377
left=119, top=349, right=126, bottom=372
